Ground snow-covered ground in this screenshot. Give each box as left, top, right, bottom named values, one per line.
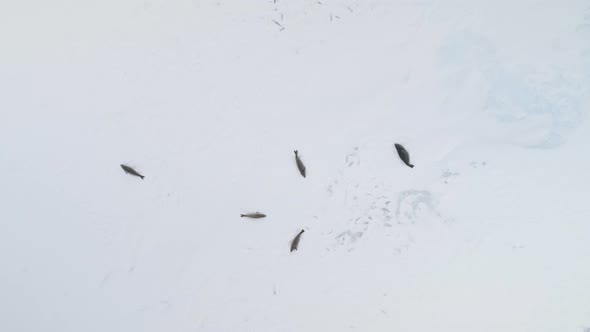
left=2, top=0, right=590, bottom=331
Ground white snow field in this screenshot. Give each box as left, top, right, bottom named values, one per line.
left=1, top=0, right=590, bottom=331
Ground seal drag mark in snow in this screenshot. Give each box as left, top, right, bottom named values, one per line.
left=394, top=143, right=414, bottom=168
left=290, top=229, right=305, bottom=252
left=240, top=212, right=267, bottom=218
left=120, top=164, right=145, bottom=179
left=294, top=150, right=306, bottom=178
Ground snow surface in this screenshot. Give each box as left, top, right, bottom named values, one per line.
left=1, top=0, right=590, bottom=331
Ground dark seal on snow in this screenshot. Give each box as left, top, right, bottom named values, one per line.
left=241, top=212, right=267, bottom=218
left=120, top=164, right=145, bottom=179
left=290, top=229, right=305, bottom=252
left=294, top=150, right=306, bottom=178
left=394, top=143, right=414, bottom=168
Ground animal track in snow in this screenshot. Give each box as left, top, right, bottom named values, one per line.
left=333, top=179, right=387, bottom=248
left=325, top=145, right=451, bottom=253
left=440, top=161, right=486, bottom=184
left=345, top=146, right=360, bottom=167
left=470, top=161, right=487, bottom=169
left=395, top=190, right=441, bottom=225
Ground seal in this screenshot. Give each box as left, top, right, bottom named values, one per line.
left=290, top=229, right=305, bottom=252
left=394, top=143, right=414, bottom=168
left=294, top=150, right=306, bottom=178
left=240, top=212, right=267, bottom=218
left=120, top=164, right=145, bottom=179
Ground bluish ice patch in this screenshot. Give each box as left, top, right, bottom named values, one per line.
left=486, top=67, right=587, bottom=149
left=527, top=131, right=567, bottom=149
left=439, top=29, right=590, bottom=149
left=438, top=30, right=497, bottom=71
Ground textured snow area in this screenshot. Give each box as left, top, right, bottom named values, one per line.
left=1, top=0, right=590, bottom=331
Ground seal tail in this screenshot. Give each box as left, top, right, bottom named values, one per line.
left=409, top=164, right=414, bottom=168
left=294, top=150, right=298, bottom=155
left=140, top=175, right=145, bottom=179
left=240, top=214, right=245, bottom=217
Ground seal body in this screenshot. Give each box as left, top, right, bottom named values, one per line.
left=241, top=212, right=267, bottom=218
left=290, top=229, right=305, bottom=252
left=120, top=164, right=145, bottom=179
left=294, top=150, right=306, bottom=178
left=394, top=143, right=414, bottom=168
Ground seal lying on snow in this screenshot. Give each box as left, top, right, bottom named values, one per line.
left=290, top=229, right=305, bottom=252
left=394, top=143, right=414, bottom=168
left=294, top=150, right=306, bottom=178
left=120, top=164, right=145, bottom=179
left=241, top=212, right=267, bottom=218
